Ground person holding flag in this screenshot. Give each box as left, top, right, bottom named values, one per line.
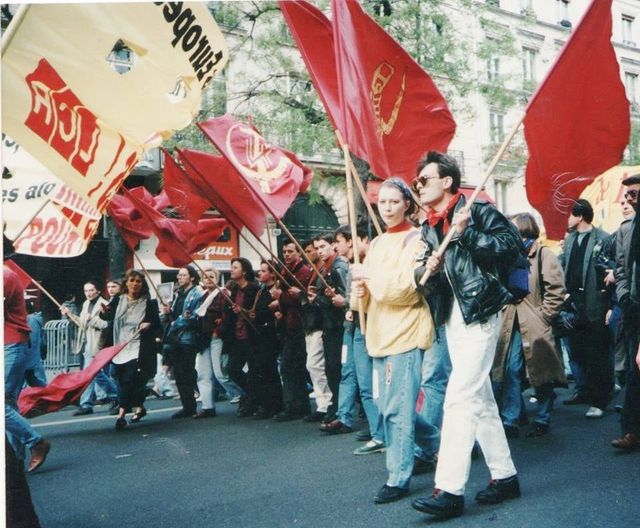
left=411, top=152, right=521, bottom=520
left=352, top=178, right=434, bottom=504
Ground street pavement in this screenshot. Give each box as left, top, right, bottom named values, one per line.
left=26, top=387, right=639, bottom=528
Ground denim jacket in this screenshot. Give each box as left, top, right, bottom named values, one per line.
left=168, top=286, right=204, bottom=346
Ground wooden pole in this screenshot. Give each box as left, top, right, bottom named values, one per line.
left=31, top=280, right=81, bottom=327
left=1, top=4, right=29, bottom=56
left=238, top=229, right=294, bottom=289
left=418, top=112, right=525, bottom=286
left=342, top=143, right=367, bottom=334
left=11, top=199, right=50, bottom=243
left=133, top=253, right=167, bottom=307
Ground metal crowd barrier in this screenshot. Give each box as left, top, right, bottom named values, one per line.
left=43, top=319, right=81, bottom=374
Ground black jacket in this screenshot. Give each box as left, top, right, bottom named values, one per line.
left=219, top=281, right=261, bottom=342
left=416, top=196, right=521, bottom=326
left=312, top=255, right=349, bottom=330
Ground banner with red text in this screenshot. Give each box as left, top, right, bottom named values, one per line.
left=2, top=2, right=228, bottom=214
left=2, top=136, right=101, bottom=257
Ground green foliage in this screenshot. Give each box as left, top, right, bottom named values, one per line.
left=624, top=117, right=640, bottom=165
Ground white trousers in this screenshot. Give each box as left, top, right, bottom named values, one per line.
left=305, top=330, right=332, bottom=413
left=435, top=300, right=517, bottom=495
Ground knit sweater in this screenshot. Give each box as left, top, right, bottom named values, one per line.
left=361, top=226, right=434, bottom=357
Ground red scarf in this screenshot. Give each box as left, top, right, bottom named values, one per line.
left=387, top=220, right=414, bottom=233
left=427, top=192, right=462, bottom=233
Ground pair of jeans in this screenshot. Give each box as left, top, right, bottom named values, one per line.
left=5, top=342, right=42, bottom=460
left=335, top=323, right=357, bottom=426
left=78, top=364, right=119, bottom=409
left=415, top=325, right=451, bottom=461
left=171, top=346, right=198, bottom=415
left=435, top=300, right=516, bottom=496
left=373, top=348, right=423, bottom=489
left=494, top=328, right=524, bottom=428
left=196, top=336, right=243, bottom=410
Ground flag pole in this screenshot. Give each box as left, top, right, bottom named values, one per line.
left=341, top=141, right=367, bottom=334
left=34, top=281, right=81, bottom=327
left=11, top=199, right=51, bottom=244
left=335, top=131, right=383, bottom=237
left=1, top=4, right=29, bottom=57
left=418, top=112, right=525, bottom=286
left=132, top=252, right=168, bottom=308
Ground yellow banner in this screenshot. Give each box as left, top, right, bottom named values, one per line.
left=580, top=165, right=640, bottom=234
left=2, top=2, right=228, bottom=213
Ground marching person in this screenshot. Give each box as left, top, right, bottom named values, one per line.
left=161, top=266, right=204, bottom=419
left=352, top=178, right=434, bottom=504
left=109, top=270, right=162, bottom=430
left=492, top=213, right=567, bottom=438
left=411, top=151, right=522, bottom=520
left=64, top=280, right=118, bottom=416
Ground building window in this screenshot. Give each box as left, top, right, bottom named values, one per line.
left=489, top=111, right=505, bottom=143
left=486, top=56, right=500, bottom=82
left=622, top=15, right=636, bottom=47
left=522, top=47, right=537, bottom=85
left=625, top=72, right=638, bottom=105
left=557, top=0, right=570, bottom=27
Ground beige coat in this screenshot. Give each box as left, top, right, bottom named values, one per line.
left=74, top=296, right=108, bottom=358
left=493, top=241, right=567, bottom=388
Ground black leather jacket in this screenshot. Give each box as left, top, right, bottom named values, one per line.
left=416, top=196, right=521, bottom=326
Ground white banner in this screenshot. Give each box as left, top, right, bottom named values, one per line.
left=2, top=2, right=228, bottom=213
left=2, top=135, right=101, bottom=257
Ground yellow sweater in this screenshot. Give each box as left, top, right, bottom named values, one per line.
left=361, top=227, right=434, bottom=358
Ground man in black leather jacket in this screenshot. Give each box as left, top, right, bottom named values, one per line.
left=411, top=151, right=521, bottom=521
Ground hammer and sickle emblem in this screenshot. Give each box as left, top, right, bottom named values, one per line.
left=225, top=124, right=290, bottom=194
left=370, top=62, right=406, bottom=136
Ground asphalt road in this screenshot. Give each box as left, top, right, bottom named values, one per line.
left=25, top=387, right=639, bottom=528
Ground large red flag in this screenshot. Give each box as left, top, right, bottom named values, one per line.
left=162, top=150, right=212, bottom=224
left=279, top=1, right=355, bottom=150
left=331, top=0, right=456, bottom=183
left=19, top=342, right=127, bottom=417
left=198, top=114, right=313, bottom=219
left=524, top=0, right=629, bottom=239
left=123, top=188, right=226, bottom=268
left=177, top=147, right=270, bottom=237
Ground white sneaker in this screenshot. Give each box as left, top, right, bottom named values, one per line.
left=229, top=396, right=241, bottom=404
left=585, top=406, right=604, bottom=418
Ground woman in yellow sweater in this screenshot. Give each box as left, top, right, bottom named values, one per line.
left=353, top=178, right=435, bottom=504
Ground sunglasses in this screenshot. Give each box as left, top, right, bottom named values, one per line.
left=624, top=189, right=639, bottom=200
left=411, top=175, right=441, bottom=192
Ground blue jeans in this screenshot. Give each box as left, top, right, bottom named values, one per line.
left=415, top=325, right=451, bottom=461
left=79, top=356, right=119, bottom=409
left=373, top=348, right=423, bottom=489
left=533, top=384, right=556, bottom=426
left=5, top=342, right=42, bottom=460
left=336, top=323, right=358, bottom=427
left=337, top=324, right=383, bottom=441
left=495, top=329, right=524, bottom=428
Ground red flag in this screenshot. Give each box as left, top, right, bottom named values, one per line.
left=19, top=342, right=127, bottom=417
left=187, top=218, right=228, bottom=254
left=4, top=260, right=34, bottom=290
left=107, top=193, right=153, bottom=249
left=123, top=188, right=226, bottom=268
left=279, top=1, right=352, bottom=146
left=331, top=0, right=456, bottom=183
left=524, top=0, right=629, bottom=240
left=177, top=147, right=270, bottom=237
left=162, top=150, right=212, bottom=223
left=123, top=188, right=195, bottom=267
left=198, top=114, right=313, bottom=219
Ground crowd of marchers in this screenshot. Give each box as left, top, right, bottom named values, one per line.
left=5, top=152, right=640, bottom=523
